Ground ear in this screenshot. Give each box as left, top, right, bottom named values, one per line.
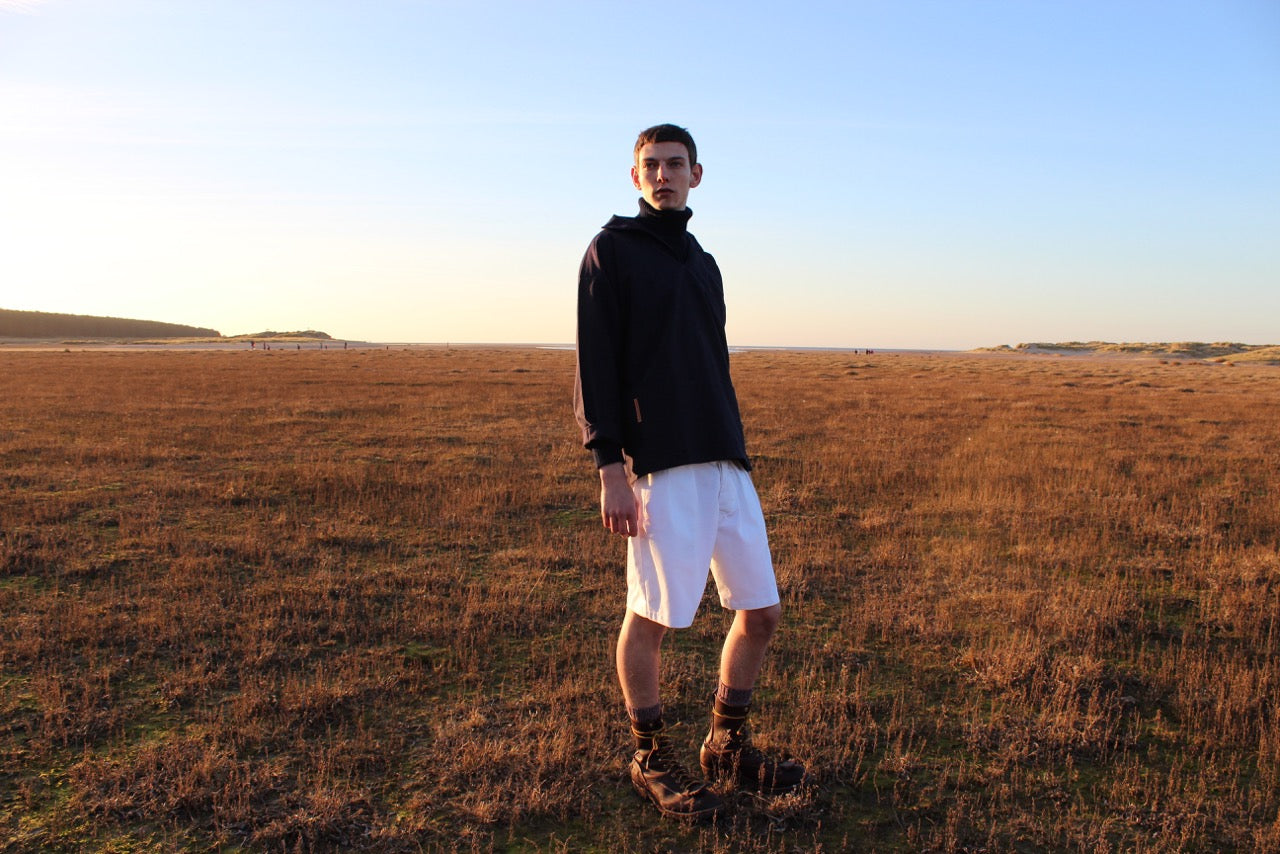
left=689, top=162, right=703, bottom=188
left=631, top=164, right=642, bottom=190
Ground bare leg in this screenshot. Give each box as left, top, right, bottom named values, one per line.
left=703, top=603, right=804, bottom=793
left=621, top=610, right=726, bottom=819
left=718, top=604, right=781, bottom=691
left=617, top=610, right=667, bottom=710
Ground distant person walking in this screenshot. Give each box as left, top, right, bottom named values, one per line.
left=574, top=124, right=804, bottom=821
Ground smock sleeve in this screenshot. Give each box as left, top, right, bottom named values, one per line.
left=573, top=233, right=627, bottom=468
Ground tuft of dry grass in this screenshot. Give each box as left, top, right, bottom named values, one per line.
left=2, top=347, right=1278, bottom=851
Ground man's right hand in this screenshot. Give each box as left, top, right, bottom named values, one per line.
left=599, top=462, right=641, bottom=537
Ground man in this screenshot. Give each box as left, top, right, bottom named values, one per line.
left=574, top=124, right=804, bottom=821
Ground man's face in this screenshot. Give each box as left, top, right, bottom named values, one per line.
left=631, top=141, right=702, bottom=211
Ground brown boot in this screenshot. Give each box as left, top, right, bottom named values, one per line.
left=630, top=724, right=725, bottom=821
left=700, top=699, right=805, bottom=794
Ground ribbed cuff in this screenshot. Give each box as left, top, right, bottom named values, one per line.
left=627, top=702, right=663, bottom=729
left=715, top=681, right=754, bottom=708
left=591, top=443, right=625, bottom=469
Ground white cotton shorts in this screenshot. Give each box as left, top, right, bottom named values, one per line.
left=626, top=460, right=779, bottom=629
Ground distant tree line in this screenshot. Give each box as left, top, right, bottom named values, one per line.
left=0, top=309, right=220, bottom=339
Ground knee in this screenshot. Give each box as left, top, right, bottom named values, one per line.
left=622, top=610, right=667, bottom=646
left=740, top=603, right=781, bottom=638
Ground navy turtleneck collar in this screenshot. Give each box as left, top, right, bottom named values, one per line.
left=636, top=198, right=692, bottom=229
left=634, top=198, right=692, bottom=258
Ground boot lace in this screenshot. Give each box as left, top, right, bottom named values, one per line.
left=648, top=747, right=709, bottom=792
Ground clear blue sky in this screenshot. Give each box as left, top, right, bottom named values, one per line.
left=2, top=0, right=1277, bottom=348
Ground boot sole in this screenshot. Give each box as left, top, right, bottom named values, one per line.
left=630, top=776, right=724, bottom=822
left=700, top=755, right=805, bottom=796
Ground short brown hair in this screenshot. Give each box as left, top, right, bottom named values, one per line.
left=634, top=124, right=697, bottom=167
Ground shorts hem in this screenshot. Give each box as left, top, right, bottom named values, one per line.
left=627, top=603, right=693, bottom=630
left=719, top=594, right=781, bottom=613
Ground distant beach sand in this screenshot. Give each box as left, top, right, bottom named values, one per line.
left=2, top=338, right=1276, bottom=363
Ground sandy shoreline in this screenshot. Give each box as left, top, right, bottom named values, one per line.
left=0, top=339, right=530, bottom=353
left=0, top=338, right=913, bottom=354
left=1, top=338, right=1275, bottom=364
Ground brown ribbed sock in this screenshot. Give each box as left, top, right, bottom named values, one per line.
left=715, top=681, right=753, bottom=708
left=627, top=702, right=663, bottom=730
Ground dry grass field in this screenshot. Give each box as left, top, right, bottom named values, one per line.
left=1, top=347, right=1278, bottom=852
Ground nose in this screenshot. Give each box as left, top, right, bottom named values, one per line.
left=655, top=165, right=669, bottom=184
